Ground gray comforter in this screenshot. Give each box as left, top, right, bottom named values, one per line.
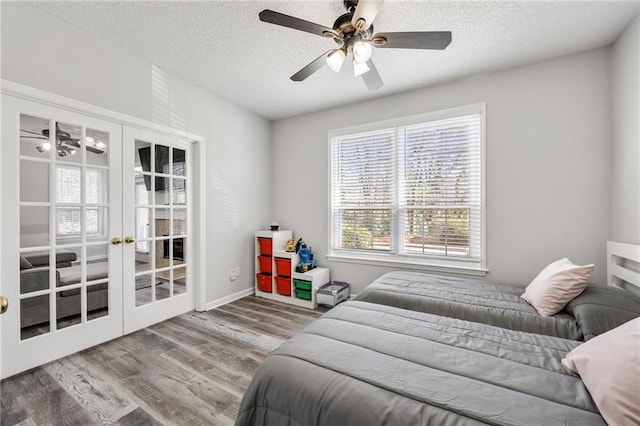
left=236, top=301, right=603, bottom=426
left=355, top=271, right=583, bottom=340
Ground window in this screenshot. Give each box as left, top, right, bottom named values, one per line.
left=56, top=166, right=104, bottom=236
left=329, top=104, right=485, bottom=273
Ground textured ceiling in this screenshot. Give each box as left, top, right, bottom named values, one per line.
left=29, top=1, right=639, bottom=120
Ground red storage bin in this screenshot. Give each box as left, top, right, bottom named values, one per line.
left=274, top=257, right=291, bottom=277
left=257, top=255, right=272, bottom=273
left=257, top=237, right=272, bottom=256
left=275, top=275, right=291, bottom=296
left=256, top=272, right=272, bottom=292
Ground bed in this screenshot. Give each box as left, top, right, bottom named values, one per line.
left=354, top=271, right=586, bottom=340
left=354, top=242, right=640, bottom=340
left=236, top=301, right=604, bottom=425
left=236, top=242, right=640, bottom=426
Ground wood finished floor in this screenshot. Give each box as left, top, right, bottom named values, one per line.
left=1, top=295, right=325, bottom=426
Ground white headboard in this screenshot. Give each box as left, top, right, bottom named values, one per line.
left=607, top=241, right=640, bottom=293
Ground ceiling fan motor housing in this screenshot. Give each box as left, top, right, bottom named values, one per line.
left=332, top=12, right=373, bottom=47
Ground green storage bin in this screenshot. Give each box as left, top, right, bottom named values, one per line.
left=294, top=279, right=312, bottom=291
left=294, top=288, right=312, bottom=300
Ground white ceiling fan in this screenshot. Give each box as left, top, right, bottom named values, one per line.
left=259, top=0, right=452, bottom=90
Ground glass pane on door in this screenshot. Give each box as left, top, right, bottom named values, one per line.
left=18, top=113, right=113, bottom=341
left=132, top=140, right=189, bottom=307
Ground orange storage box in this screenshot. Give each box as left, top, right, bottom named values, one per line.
left=274, top=257, right=291, bottom=277
left=256, top=272, right=272, bottom=292
left=257, top=255, right=272, bottom=273
left=257, top=237, right=272, bottom=256
left=275, top=275, right=292, bottom=296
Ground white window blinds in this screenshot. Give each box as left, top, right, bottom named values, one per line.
left=331, top=129, right=395, bottom=252
left=398, top=115, right=481, bottom=260
left=329, top=105, right=485, bottom=269
left=56, top=166, right=102, bottom=235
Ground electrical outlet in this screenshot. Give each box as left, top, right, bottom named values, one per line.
left=233, top=266, right=240, bottom=278
left=229, top=268, right=237, bottom=281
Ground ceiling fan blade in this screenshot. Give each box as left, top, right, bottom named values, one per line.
left=290, top=51, right=332, bottom=82
left=361, top=60, right=383, bottom=91
left=20, top=135, right=48, bottom=139
left=351, top=0, right=384, bottom=32
left=259, top=10, right=340, bottom=39
left=63, top=139, right=81, bottom=148
left=372, top=31, right=452, bottom=50
left=20, top=129, right=47, bottom=136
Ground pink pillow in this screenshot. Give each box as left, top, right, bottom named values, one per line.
left=562, top=318, right=640, bottom=425
left=521, top=258, right=594, bottom=316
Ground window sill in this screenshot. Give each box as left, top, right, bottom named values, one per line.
left=326, top=253, right=488, bottom=277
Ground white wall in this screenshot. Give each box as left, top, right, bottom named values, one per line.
left=273, top=48, right=612, bottom=292
left=611, top=16, right=640, bottom=244
left=1, top=3, right=272, bottom=304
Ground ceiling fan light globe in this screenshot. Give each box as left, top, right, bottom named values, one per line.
left=95, top=140, right=106, bottom=149
left=326, top=49, right=346, bottom=73
left=42, top=142, right=51, bottom=151
left=353, top=60, right=370, bottom=77
left=353, top=41, right=373, bottom=63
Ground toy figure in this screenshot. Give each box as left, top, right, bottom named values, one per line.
left=295, top=238, right=317, bottom=272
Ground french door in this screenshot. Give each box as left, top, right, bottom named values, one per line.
left=122, top=127, right=193, bottom=333
left=1, top=94, right=194, bottom=378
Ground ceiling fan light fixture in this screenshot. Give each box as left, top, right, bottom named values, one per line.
left=353, top=40, right=373, bottom=63
left=95, top=140, right=106, bottom=149
left=326, top=49, right=346, bottom=73
left=353, top=59, right=370, bottom=77
left=42, top=141, right=51, bottom=151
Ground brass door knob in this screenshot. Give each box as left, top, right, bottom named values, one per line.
left=111, top=237, right=123, bottom=245
left=124, top=236, right=135, bottom=244
left=0, top=296, right=8, bottom=315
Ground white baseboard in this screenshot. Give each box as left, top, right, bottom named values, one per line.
left=203, top=287, right=254, bottom=311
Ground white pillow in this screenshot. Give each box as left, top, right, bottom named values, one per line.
left=521, top=258, right=594, bottom=316
left=562, top=317, right=640, bottom=426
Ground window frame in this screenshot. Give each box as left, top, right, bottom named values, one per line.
left=55, top=165, right=107, bottom=238
left=327, top=103, right=487, bottom=276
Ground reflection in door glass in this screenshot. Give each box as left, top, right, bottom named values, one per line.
left=86, top=128, right=109, bottom=167
left=135, top=173, right=152, bottom=205
left=21, top=294, right=50, bottom=340
left=20, top=160, right=49, bottom=203
left=20, top=114, right=52, bottom=160
left=20, top=251, right=51, bottom=294
left=173, top=209, right=186, bottom=236
left=135, top=273, right=154, bottom=307
left=174, top=266, right=186, bottom=295
left=56, top=207, right=82, bottom=245
left=55, top=122, right=82, bottom=164
left=155, top=177, right=170, bottom=203
left=56, top=246, right=81, bottom=286
left=87, top=282, right=109, bottom=321
left=86, top=168, right=108, bottom=204
left=173, top=178, right=186, bottom=205
left=155, top=145, right=170, bottom=174
left=173, top=148, right=186, bottom=176
left=86, top=243, right=109, bottom=283
left=20, top=206, right=49, bottom=248
left=56, top=290, right=81, bottom=330
left=156, top=277, right=170, bottom=301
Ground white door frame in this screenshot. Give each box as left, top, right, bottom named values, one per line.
left=0, top=80, right=207, bottom=379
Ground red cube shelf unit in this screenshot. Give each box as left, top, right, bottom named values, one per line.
left=256, top=230, right=294, bottom=297
left=255, top=230, right=331, bottom=308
